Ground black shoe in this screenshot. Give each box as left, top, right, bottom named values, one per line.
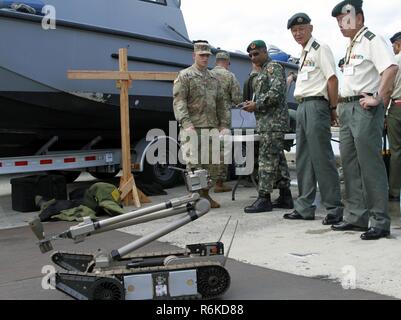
left=272, top=188, right=294, bottom=209
left=283, top=211, right=314, bottom=221
left=361, top=228, right=390, bottom=240
left=244, top=194, right=273, bottom=214
left=331, top=221, right=368, bottom=232
left=322, top=214, right=343, bottom=226
left=389, top=195, right=400, bottom=202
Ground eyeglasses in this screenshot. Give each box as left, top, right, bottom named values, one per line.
left=248, top=52, right=260, bottom=58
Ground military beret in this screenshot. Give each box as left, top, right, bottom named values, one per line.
left=390, top=32, right=401, bottom=44
left=332, top=0, right=363, bottom=17
left=193, top=40, right=212, bottom=55
left=247, top=40, right=267, bottom=53
left=216, top=51, right=230, bottom=60
left=287, top=13, right=311, bottom=30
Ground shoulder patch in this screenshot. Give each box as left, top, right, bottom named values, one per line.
left=311, top=41, right=320, bottom=50
left=364, top=31, right=376, bottom=41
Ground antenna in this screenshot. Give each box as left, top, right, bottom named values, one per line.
left=217, top=216, right=232, bottom=243
left=223, top=220, right=239, bottom=267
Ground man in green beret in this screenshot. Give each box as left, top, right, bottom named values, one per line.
left=243, top=40, right=293, bottom=213
left=387, top=32, right=401, bottom=202
left=174, top=40, right=229, bottom=209
left=211, top=50, right=242, bottom=193
left=284, top=12, right=344, bottom=225
left=331, top=0, right=399, bottom=240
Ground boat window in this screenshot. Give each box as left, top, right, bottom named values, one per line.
left=140, top=0, right=167, bottom=6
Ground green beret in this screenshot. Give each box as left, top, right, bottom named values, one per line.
left=216, top=51, right=230, bottom=60
left=287, top=13, right=311, bottom=30
left=332, top=0, right=363, bottom=17
left=247, top=40, right=267, bottom=53
left=390, top=32, right=401, bottom=44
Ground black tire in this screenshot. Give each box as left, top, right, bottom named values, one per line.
left=142, top=161, right=181, bottom=189
left=51, top=171, right=81, bottom=183
left=89, top=170, right=120, bottom=180
left=140, top=140, right=183, bottom=188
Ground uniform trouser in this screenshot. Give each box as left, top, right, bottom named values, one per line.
left=295, top=100, right=343, bottom=219
left=258, top=132, right=291, bottom=195
left=387, top=104, right=401, bottom=198
left=339, top=102, right=390, bottom=231
left=218, top=139, right=228, bottom=181
left=180, top=128, right=219, bottom=187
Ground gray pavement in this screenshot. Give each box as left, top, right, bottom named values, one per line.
left=0, top=222, right=392, bottom=300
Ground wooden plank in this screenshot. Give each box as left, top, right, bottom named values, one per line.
left=68, top=71, right=130, bottom=80
left=118, top=48, right=141, bottom=208
left=68, top=71, right=178, bottom=81
left=119, top=176, right=134, bottom=200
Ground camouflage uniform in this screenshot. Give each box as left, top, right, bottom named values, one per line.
left=254, top=57, right=291, bottom=195
left=211, top=65, right=242, bottom=180
left=173, top=64, right=228, bottom=184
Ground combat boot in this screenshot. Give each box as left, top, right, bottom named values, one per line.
left=214, top=179, right=232, bottom=193
left=199, top=189, right=221, bottom=209
left=272, top=188, right=294, bottom=209
left=244, top=194, right=273, bottom=214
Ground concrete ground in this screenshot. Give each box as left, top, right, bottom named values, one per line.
left=0, top=169, right=400, bottom=300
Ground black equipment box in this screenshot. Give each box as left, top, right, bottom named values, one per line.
left=11, top=175, right=67, bottom=212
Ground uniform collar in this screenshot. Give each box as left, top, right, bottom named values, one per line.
left=191, top=64, right=209, bottom=77
left=352, top=26, right=368, bottom=43
left=303, top=36, right=315, bottom=53
left=213, top=66, right=225, bottom=71
left=261, top=56, right=272, bottom=69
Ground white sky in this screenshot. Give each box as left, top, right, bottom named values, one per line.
left=181, top=0, right=401, bottom=63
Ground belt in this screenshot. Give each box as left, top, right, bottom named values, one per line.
left=339, top=93, right=373, bottom=103
left=297, top=96, right=327, bottom=104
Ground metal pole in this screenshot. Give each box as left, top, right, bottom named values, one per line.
left=111, top=199, right=210, bottom=260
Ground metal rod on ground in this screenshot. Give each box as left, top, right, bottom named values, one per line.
left=218, top=216, right=232, bottom=243
left=223, top=220, right=239, bottom=267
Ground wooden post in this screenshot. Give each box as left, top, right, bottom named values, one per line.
left=117, top=48, right=141, bottom=207
left=67, top=49, right=178, bottom=208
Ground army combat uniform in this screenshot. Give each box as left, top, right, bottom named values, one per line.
left=253, top=59, right=291, bottom=198
left=211, top=52, right=242, bottom=186
left=388, top=32, right=401, bottom=200
left=173, top=42, right=229, bottom=208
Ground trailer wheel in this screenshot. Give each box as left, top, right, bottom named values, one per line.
left=89, top=170, right=120, bottom=181
left=52, top=171, right=81, bottom=183
left=142, top=161, right=181, bottom=189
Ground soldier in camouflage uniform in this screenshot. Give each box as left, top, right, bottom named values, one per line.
left=243, top=40, right=293, bottom=214
left=211, top=51, right=242, bottom=193
left=173, top=41, right=230, bottom=209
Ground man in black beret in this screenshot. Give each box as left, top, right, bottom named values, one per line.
left=284, top=13, right=343, bottom=225
left=331, top=0, right=399, bottom=240
left=387, top=32, right=401, bottom=203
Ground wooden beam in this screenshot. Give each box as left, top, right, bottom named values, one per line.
left=68, top=70, right=178, bottom=81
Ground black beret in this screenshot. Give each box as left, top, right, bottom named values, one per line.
left=287, top=13, right=311, bottom=29
left=332, top=0, right=363, bottom=17
left=390, top=32, right=401, bottom=44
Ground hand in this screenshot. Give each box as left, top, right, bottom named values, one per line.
left=219, top=128, right=231, bottom=136
left=185, top=126, right=195, bottom=132
left=359, top=93, right=382, bottom=110
left=243, top=101, right=256, bottom=113
left=331, top=109, right=339, bottom=127
left=287, top=73, right=296, bottom=86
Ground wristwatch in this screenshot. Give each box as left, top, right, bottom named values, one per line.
left=330, top=105, right=337, bottom=110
